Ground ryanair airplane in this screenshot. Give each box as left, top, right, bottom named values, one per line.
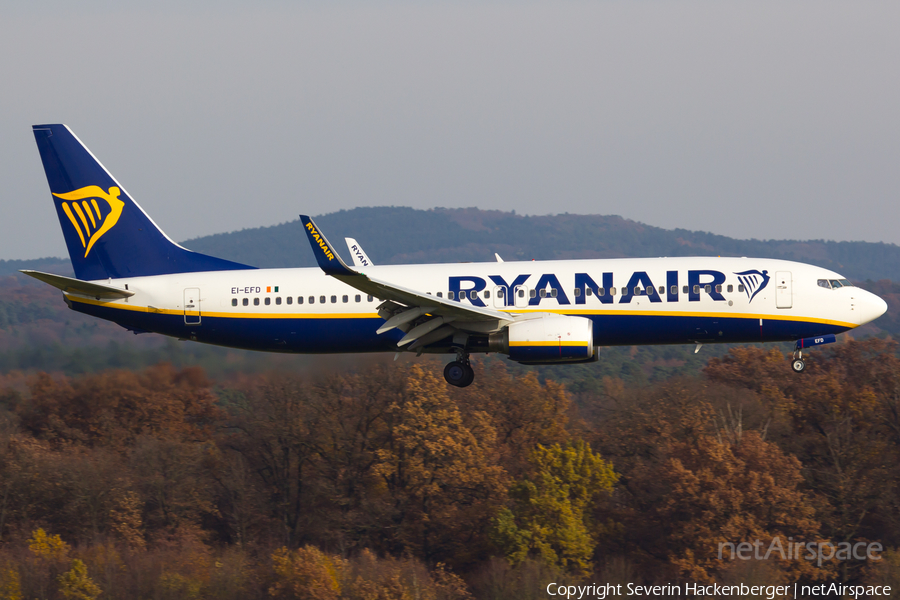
left=25, top=124, right=888, bottom=386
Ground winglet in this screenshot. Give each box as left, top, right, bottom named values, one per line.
left=299, top=215, right=356, bottom=276
left=345, top=237, right=374, bottom=267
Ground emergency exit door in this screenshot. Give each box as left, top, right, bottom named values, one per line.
left=184, top=288, right=201, bottom=324
left=775, top=272, right=792, bottom=309
left=514, top=285, right=530, bottom=308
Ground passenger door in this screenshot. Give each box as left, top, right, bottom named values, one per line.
left=775, top=272, right=792, bottom=309
left=184, top=288, right=201, bottom=324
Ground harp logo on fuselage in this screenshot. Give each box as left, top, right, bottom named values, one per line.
left=53, top=186, right=125, bottom=257
left=734, top=270, right=770, bottom=303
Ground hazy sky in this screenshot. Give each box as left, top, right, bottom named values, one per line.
left=2, top=1, right=898, bottom=260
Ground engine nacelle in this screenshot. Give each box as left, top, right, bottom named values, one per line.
left=490, top=315, right=594, bottom=363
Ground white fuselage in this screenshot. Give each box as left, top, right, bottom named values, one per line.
left=64, top=256, right=886, bottom=354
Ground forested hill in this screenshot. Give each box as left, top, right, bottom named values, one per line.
left=178, top=207, right=900, bottom=281
left=3, top=207, right=900, bottom=280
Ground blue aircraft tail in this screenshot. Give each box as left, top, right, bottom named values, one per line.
left=33, top=124, right=254, bottom=281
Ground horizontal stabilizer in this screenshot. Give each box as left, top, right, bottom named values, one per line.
left=20, top=270, right=134, bottom=299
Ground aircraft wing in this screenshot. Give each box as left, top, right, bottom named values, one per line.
left=300, top=216, right=513, bottom=346
left=21, top=270, right=135, bottom=299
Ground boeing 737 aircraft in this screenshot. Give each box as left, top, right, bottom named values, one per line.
left=25, top=124, right=888, bottom=386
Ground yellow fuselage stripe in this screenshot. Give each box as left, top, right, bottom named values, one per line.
left=510, top=341, right=587, bottom=347
left=66, top=296, right=856, bottom=329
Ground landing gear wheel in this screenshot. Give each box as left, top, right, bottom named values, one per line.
left=791, top=358, right=806, bottom=373
left=444, top=361, right=475, bottom=387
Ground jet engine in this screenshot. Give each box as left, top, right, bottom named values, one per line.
left=489, top=315, right=594, bottom=364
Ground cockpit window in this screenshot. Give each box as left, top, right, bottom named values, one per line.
left=819, top=278, right=854, bottom=289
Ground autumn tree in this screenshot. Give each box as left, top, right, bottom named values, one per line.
left=218, top=374, right=318, bottom=546
left=14, top=364, right=221, bottom=450
left=587, top=375, right=824, bottom=581
left=706, top=340, right=900, bottom=581
left=492, top=440, right=617, bottom=575
left=453, top=361, right=572, bottom=478
left=374, top=364, right=508, bottom=565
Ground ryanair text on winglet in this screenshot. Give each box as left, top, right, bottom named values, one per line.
left=306, top=222, right=335, bottom=261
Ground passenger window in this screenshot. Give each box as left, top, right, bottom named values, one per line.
left=320, top=296, right=326, bottom=304
left=738, top=285, right=745, bottom=293
left=367, top=295, right=374, bottom=302
left=610, top=287, right=616, bottom=296
left=574, top=288, right=581, bottom=297
left=585, top=288, right=592, bottom=296
left=470, top=291, right=477, bottom=300
left=658, top=286, right=664, bottom=295
left=704, top=285, right=711, bottom=293
left=242, top=298, right=248, bottom=306
left=331, top=295, right=337, bottom=303
left=232, top=298, right=237, bottom=306
left=298, top=297, right=304, bottom=304
left=437, top=292, right=443, bottom=298
left=530, top=289, right=536, bottom=298
left=539, top=289, right=547, bottom=298
left=715, top=285, right=722, bottom=293
left=287, top=297, right=293, bottom=305
left=355, top=295, right=361, bottom=302
left=498, top=289, right=505, bottom=298
left=265, top=297, right=271, bottom=305
left=683, top=286, right=689, bottom=294
left=518, top=289, right=525, bottom=298
left=621, top=287, right=627, bottom=295
left=647, top=287, right=655, bottom=296
left=484, top=291, right=490, bottom=299
left=671, top=285, right=677, bottom=295
left=276, top=297, right=282, bottom=305
left=727, top=284, right=733, bottom=293
left=634, top=286, right=641, bottom=295
left=551, top=289, right=558, bottom=298
left=449, top=291, right=455, bottom=300
left=693, top=285, right=700, bottom=294
left=342, top=295, right=348, bottom=303
left=254, top=298, right=260, bottom=306
left=598, top=288, right=605, bottom=296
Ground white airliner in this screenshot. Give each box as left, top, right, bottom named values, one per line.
left=25, top=124, right=888, bottom=386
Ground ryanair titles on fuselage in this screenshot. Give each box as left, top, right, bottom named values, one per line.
left=448, top=268, right=769, bottom=308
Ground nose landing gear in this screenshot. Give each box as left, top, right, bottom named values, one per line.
left=443, top=348, right=475, bottom=387
left=791, top=348, right=805, bottom=373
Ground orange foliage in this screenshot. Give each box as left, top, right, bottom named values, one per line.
left=15, top=364, right=221, bottom=449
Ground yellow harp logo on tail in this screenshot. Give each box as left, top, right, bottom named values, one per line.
left=52, top=186, right=125, bottom=257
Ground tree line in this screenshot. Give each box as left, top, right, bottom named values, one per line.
left=0, top=341, right=899, bottom=598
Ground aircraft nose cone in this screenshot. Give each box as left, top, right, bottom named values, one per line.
left=858, top=291, right=888, bottom=325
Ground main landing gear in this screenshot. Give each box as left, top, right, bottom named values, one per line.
left=444, top=349, right=475, bottom=387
